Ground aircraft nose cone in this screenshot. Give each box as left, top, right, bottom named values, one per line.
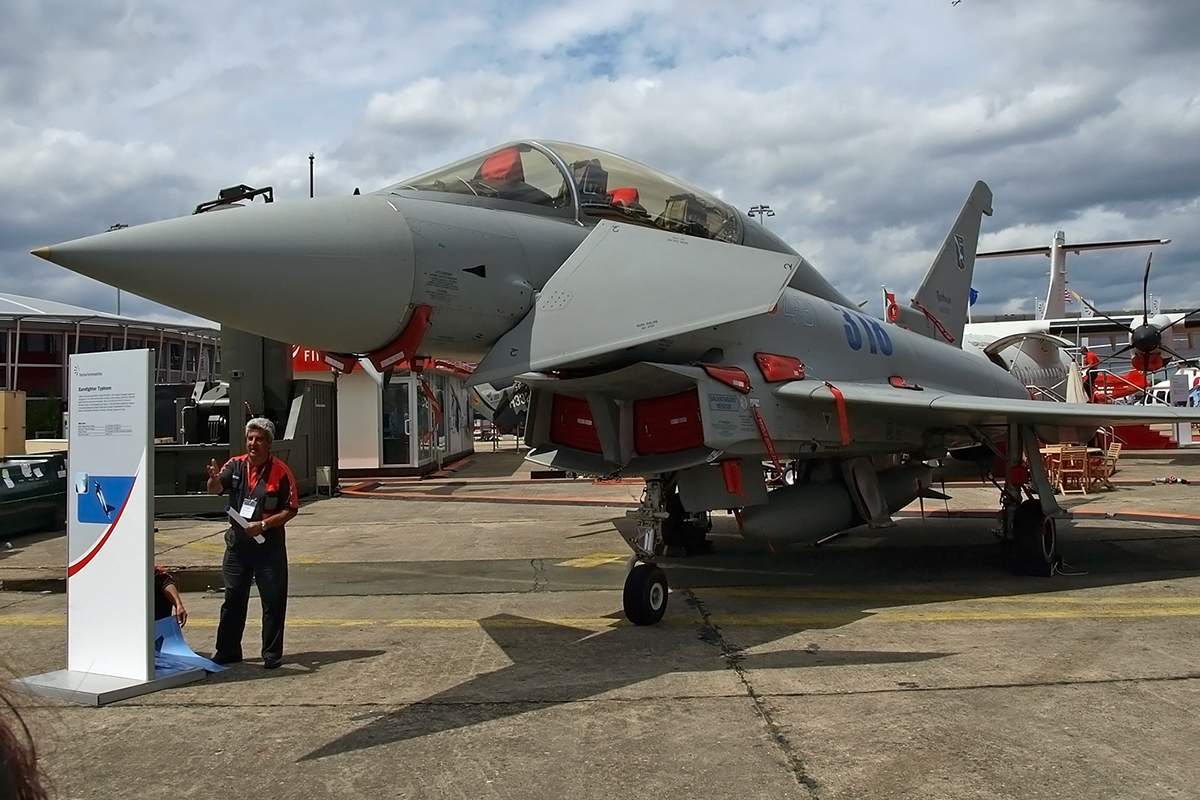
left=34, top=195, right=416, bottom=354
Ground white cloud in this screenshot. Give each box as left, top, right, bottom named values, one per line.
left=1, top=0, right=1198, bottom=324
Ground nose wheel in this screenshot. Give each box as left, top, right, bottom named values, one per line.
left=623, top=563, right=669, bottom=625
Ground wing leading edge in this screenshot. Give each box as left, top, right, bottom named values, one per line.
left=775, top=380, right=1200, bottom=429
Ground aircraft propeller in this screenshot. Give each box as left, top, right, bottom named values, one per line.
left=1074, top=252, right=1200, bottom=400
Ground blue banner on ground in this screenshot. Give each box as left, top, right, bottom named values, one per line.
left=153, top=616, right=226, bottom=673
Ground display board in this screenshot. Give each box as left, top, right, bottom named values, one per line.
left=13, top=349, right=203, bottom=705
left=66, top=349, right=154, bottom=678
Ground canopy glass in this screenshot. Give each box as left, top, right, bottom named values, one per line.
left=386, top=140, right=743, bottom=244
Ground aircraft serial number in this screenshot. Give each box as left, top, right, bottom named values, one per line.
left=839, top=308, right=893, bottom=355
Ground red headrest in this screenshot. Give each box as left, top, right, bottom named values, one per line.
left=479, top=149, right=524, bottom=183
left=608, top=187, right=639, bottom=205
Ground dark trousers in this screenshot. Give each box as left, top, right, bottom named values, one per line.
left=215, top=537, right=288, bottom=662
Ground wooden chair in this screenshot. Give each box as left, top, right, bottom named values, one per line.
left=1040, top=445, right=1063, bottom=491
left=1090, top=441, right=1123, bottom=491
left=1058, top=445, right=1090, bottom=494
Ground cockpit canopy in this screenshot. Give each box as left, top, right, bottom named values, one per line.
left=384, top=140, right=744, bottom=244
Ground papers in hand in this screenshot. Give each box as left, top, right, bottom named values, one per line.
left=227, top=507, right=266, bottom=544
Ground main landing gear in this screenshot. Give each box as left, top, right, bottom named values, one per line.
left=1009, top=498, right=1061, bottom=576
left=660, top=480, right=712, bottom=556
left=993, top=423, right=1065, bottom=577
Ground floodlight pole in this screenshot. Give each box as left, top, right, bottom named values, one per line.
left=749, top=204, right=775, bottom=227
left=309, top=152, right=315, bottom=198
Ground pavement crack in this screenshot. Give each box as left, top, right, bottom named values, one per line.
left=530, top=558, right=547, bottom=592
left=766, top=671, right=1200, bottom=698
left=680, top=586, right=820, bottom=798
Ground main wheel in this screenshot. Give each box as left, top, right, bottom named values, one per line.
left=1011, top=499, right=1060, bottom=576
left=623, top=564, right=669, bottom=625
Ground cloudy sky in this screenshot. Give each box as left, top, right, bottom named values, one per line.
left=3, top=0, right=1199, bottom=326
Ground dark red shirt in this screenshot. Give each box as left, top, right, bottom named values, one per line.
left=217, top=454, right=299, bottom=528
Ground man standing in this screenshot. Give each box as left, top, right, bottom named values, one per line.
left=206, top=418, right=298, bottom=669
left=1082, top=345, right=1101, bottom=400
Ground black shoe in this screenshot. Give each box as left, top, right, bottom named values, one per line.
left=263, top=658, right=283, bottom=670
left=212, top=653, right=242, bottom=666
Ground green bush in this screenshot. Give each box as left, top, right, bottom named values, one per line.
left=26, top=396, right=63, bottom=438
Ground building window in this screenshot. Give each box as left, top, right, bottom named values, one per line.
left=197, top=345, right=211, bottom=378
left=168, top=342, right=183, bottom=372
left=382, top=382, right=412, bottom=465
left=185, top=343, right=198, bottom=375
left=16, top=367, right=63, bottom=397
left=19, top=333, right=63, bottom=365
left=76, top=335, right=109, bottom=353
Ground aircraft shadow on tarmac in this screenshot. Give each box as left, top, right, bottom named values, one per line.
left=299, top=512, right=1200, bottom=761
left=651, top=514, right=1200, bottom=592
left=300, top=613, right=949, bottom=761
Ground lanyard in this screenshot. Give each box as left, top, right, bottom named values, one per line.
left=245, top=456, right=271, bottom=498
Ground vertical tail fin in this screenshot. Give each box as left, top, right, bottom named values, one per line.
left=1042, top=230, right=1067, bottom=321
left=903, top=181, right=993, bottom=347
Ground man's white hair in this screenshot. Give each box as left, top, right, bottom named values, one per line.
left=245, top=417, right=275, bottom=441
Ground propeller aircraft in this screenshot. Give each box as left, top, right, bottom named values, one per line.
left=961, top=232, right=1172, bottom=401
left=1069, top=252, right=1200, bottom=396
left=32, top=140, right=1200, bottom=625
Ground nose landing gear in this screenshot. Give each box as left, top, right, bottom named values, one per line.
left=620, top=478, right=672, bottom=625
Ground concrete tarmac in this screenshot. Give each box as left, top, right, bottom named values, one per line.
left=3, top=443, right=1200, bottom=799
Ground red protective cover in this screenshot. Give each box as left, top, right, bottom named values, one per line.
left=634, top=389, right=705, bottom=455
left=549, top=395, right=603, bottom=453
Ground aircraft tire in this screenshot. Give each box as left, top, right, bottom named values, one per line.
left=1011, top=499, right=1059, bottom=577
left=623, top=564, right=669, bottom=625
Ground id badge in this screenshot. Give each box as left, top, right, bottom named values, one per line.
left=239, top=498, right=258, bottom=520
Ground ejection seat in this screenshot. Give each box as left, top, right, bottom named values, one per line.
left=474, top=148, right=552, bottom=205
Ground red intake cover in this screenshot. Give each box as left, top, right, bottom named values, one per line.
left=634, top=389, right=705, bottom=455
left=549, top=395, right=603, bottom=453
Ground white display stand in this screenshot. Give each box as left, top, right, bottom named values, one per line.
left=13, top=350, right=202, bottom=706
left=1171, top=372, right=1194, bottom=447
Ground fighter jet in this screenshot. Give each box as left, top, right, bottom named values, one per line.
left=32, top=140, right=1200, bottom=625
left=469, top=380, right=527, bottom=435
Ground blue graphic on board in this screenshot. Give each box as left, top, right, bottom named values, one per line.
left=74, top=474, right=135, bottom=524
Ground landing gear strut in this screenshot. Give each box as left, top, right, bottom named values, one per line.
left=620, top=478, right=671, bottom=625
left=990, top=423, right=1066, bottom=577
